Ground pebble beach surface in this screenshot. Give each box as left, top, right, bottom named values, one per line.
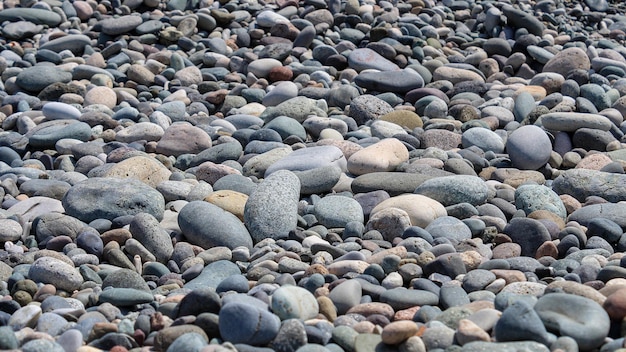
left=2, top=0, right=626, bottom=351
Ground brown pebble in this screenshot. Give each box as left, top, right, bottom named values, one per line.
left=455, top=319, right=491, bottom=345
left=603, top=288, right=626, bottom=321
left=381, top=320, right=419, bottom=345
left=490, top=269, right=526, bottom=284
left=347, top=302, right=395, bottom=320
left=535, top=240, right=558, bottom=259
left=393, top=306, right=420, bottom=321
left=317, top=296, right=337, bottom=322
left=268, top=66, right=293, bottom=82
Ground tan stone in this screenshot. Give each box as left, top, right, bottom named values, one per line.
left=490, top=269, right=526, bottom=284
left=326, top=260, right=369, bottom=276
left=560, top=194, right=582, bottom=215
left=104, top=156, right=171, bottom=188
left=84, top=86, right=117, bottom=108
left=370, top=194, right=446, bottom=228
left=380, top=110, right=423, bottom=130
left=204, top=190, right=248, bottom=221
left=455, top=319, right=490, bottom=345
left=347, top=138, right=409, bottom=176
left=576, top=153, right=613, bottom=170
left=381, top=320, right=419, bottom=345
left=546, top=281, right=606, bottom=305
left=317, top=296, right=337, bottom=322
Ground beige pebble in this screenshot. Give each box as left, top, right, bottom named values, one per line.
left=370, top=194, right=446, bottom=228
left=455, top=319, right=491, bottom=345
left=381, top=320, right=419, bottom=345
left=347, top=138, right=409, bottom=176
left=204, top=190, right=248, bottom=221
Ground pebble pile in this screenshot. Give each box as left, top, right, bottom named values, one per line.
left=2, top=0, right=626, bottom=351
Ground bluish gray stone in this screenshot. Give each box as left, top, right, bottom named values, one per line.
left=244, top=170, right=300, bottom=242
left=354, top=69, right=424, bottom=94
left=380, top=287, right=439, bottom=310
left=219, top=302, right=281, bottom=345
left=184, top=260, right=241, bottom=290
left=425, top=216, right=472, bottom=243
left=461, top=128, right=504, bottom=153
left=62, top=178, right=165, bottom=223
left=314, top=195, right=364, bottom=228
left=265, top=145, right=347, bottom=177
left=553, top=169, right=626, bottom=203
left=17, top=66, right=72, bottom=92
left=569, top=203, right=626, bottom=229
left=129, top=213, right=174, bottom=263
left=0, top=8, right=62, bottom=26
left=414, top=175, right=489, bottom=206
left=271, top=285, right=319, bottom=321
left=494, top=300, right=554, bottom=345
left=166, top=332, right=208, bottom=352
left=504, top=218, right=551, bottom=257
left=515, top=184, right=567, bottom=219
left=28, top=120, right=91, bottom=149
left=98, top=288, right=154, bottom=306
left=534, top=293, right=609, bottom=351
left=178, top=201, right=253, bottom=250
left=260, top=96, right=327, bottom=123
left=506, top=125, right=552, bottom=170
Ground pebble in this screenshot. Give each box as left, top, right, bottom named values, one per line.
left=179, top=200, right=253, bottom=250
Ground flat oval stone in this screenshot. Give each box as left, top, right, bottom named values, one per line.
left=42, top=102, right=81, bottom=120
left=102, top=155, right=171, bottom=188
left=462, top=341, right=549, bottom=352
left=540, top=112, right=612, bottom=132
left=352, top=172, right=433, bottom=196
left=534, top=293, right=609, bottom=351
left=371, top=194, right=446, bottom=228
left=62, top=177, right=165, bottom=223
left=553, top=169, right=626, bottom=203
left=568, top=203, right=626, bottom=228
left=380, top=287, right=439, bottom=310
left=414, top=175, right=489, bottom=206
left=28, top=120, right=91, bottom=149
left=178, top=201, right=253, bottom=250
left=100, top=15, right=144, bottom=35
left=219, top=302, right=280, bottom=345
left=129, top=213, right=174, bottom=263
left=271, top=285, right=319, bottom=320
left=244, top=170, right=300, bottom=242
left=28, top=257, right=82, bottom=292
left=354, top=69, right=424, bottom=94
left=265, top=145, right=347, bottom=177
left=184, top=260, right=241, bottom=290
left=17, top=66, right=72, bottom=93
left=347, top=138, right=409, bottom=176
left=39, top=34, right=92, bottom=55
left=0, top=8, right=62, bottom=26
left=314, top=195, right=364, bottom=228
left=348, top=48, right=400, bottom=72
left=98, top=288, right=154, bottom=306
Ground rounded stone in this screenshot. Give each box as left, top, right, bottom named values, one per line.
left=506, top=125, right=552, bottom=170
left=271, top=285, right=319, bottom=321
left=179, top=201, right=253, bottom=250
left=62, top=177, right=165, bottom=223
left=244, top=170, right=300, bottom=242
left=28, top=257, right=83, bottom=292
